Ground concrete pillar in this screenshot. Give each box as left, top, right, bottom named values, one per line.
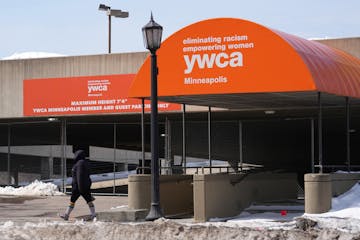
left=128, top=174, right=151, bottom=210
left=40, top=157, right=50, bottom=179
left=128, top=174, right=193, bottom=215
left=304, top=173, right=332, bottom=213
left=49, top=157, right=54, bottom=178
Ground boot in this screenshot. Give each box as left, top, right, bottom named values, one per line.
left=88, top=201, right=96, bottom=220
left=60, top=202, right=75, bottom=221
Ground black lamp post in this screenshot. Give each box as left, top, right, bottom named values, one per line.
left=98, top=4, right=129, bottom=54
left=142, top=13, right=163, bottom=221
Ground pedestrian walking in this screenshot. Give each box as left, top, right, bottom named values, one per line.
left=60, top=149, right=96, bottom=220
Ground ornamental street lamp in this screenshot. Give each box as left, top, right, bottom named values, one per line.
left=98, top=4, right=129, bottom=54
left=142, top=13, right=163, bottom=221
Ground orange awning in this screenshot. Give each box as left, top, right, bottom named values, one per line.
left=129, top=18, right=360, bottom=109
left=276, top=30, right=360, bottom=97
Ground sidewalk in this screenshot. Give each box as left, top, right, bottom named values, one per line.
left=0, top=195, right=128, bottom=222
left=0, top=195, right=358, bottom=239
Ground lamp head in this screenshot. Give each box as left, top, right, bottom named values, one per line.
left=110, top=9, right=129, bottom=18
left=98, top=4, right=110, bottom=11
left=142, top=13, right=163, bottom=53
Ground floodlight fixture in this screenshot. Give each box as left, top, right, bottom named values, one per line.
left=98, top=4, right=110, bottom=11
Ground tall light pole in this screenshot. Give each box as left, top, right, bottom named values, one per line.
left=98, top=4, right=129, bottom=54
left=142, top=13, right=163, bottom=221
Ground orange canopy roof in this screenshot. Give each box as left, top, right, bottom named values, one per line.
left=129, top=18, right=360, bottom=100
left=276, top=30, right=360, bottom=97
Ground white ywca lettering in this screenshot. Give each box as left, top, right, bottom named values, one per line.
left=88, top=85, right=108, bottom=93
left=184, top=51, right=243, bottom=74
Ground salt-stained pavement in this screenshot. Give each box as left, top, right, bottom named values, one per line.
left=0, top=195, right=128, bottom=222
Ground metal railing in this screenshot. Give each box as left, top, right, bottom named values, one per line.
left=136, top=165, right=247, bottom=175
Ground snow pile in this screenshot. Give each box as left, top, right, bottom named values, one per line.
left=300, top=182, right=360, bottom=233
left=0, top=180, right=64, bottom=196
left=110, top=205, right=128, bottom=210
left=223, top=211, right=302, bottom=229
left=0, top=219, right=356, bottom=240
left=326, top=182, right=360, bottom=218
left=2, top=52, right=65, bottom=60
left=209, top=203, right=304, bottom=229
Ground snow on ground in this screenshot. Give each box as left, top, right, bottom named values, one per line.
left=110, top=205, right=129, bottom=210
left=1, top=178, right=360, bottom=238
left=2, top=52, right=65, bottom=60
left=219, top=210, right=303, bottom=229
left=0, top=217, right=354, bottom=240
left=208, top=203, right=304, bottom=230
left=0, top=180, right=64, bottom=196
left=207, top=181, right=360, bottom=233
left=302, top=182, right=360, bottom=233
left=0, top=183, right=360, bottom=239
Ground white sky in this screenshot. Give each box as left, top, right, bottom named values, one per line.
left=0, top=0, right=359, bottom=58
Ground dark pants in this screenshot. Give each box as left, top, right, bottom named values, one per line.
left=70, top=188, right=93, bottom=203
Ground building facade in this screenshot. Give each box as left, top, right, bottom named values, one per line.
left=1, top=18, right=360, bottom=196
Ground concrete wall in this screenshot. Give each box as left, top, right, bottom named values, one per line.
left=0, top=52, right=148, bottom=118
left=128, top=172, right=360, bottom=221
left=128, top=174, right=193, bottom=216
left=331, top=172, right=360, bottom=197
left=193, top=172, right=298, bottom=222
left=316, top=37, right=360, bottom=59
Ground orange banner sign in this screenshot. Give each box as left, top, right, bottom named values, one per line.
left=23, top=74, right=181, bottom=116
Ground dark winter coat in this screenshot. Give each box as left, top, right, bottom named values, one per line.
left=72, top=150, right=92, bottom=194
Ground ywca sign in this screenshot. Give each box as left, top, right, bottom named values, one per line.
left=129, top=18, right=314, bottom=98
left=183, top=35, right=252, bottom=75
left=87, top=79, right=110, bottom=96
left=23, top=74, right=181, bottom=116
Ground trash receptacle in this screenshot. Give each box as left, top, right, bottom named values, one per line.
left=304, top=173, right=331, bottom=214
